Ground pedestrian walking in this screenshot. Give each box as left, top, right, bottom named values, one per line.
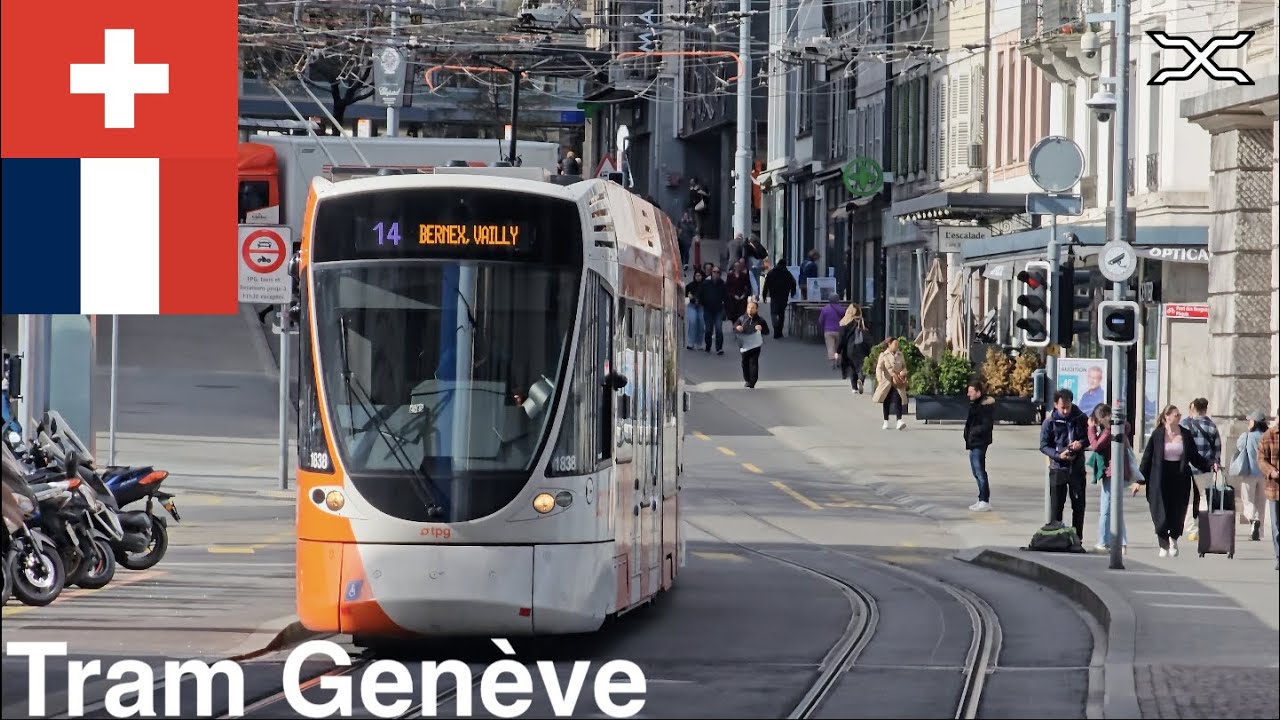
left=763, top=260, right=796, bottom=338
left=964, top=376, right=996, bottom=512
left=1040, top=389, right=1090, bottom=541
left=1133, top=404, right=1218, bottom=558
left=677, top=211, right=697, bottom=269
left=1252, top=408, right=1279, bottom=569
left=689, top=177, right=711, bottom=234
left=872, top=337, right=908, bottom=430
left=1229, top=410, right=1269, bottom=542
left=697, top=265, right=727, bottom=354
left=1087, top=404, right=1130, bottom=553
left=817, top=293, right=847, bottom=369
left=684, top=269, right=705, bottom=349
left=733, top=298, right=769, bottom=388
left=744, top=236, right=768, bottom=297
left=798, top=250, right=820, bottom=299
left=726, top=260, right=751, bottom=320
left=1179, top=398, right=1221, bottom=540
left=836, top=305, right=871, bottom=393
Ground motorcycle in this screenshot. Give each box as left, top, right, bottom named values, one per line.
left=3, top=444, right=67, bottom=606
left=101, top=465, right=176, bottom=570
left=36, top=413, right=161, bottom=573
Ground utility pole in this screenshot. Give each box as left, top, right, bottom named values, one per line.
left=1086, top=0, right=1132, bottom=570
left=730, top=2, right=754, bottom=239
left=387, top=9, right=400, bottom=137
left=1045, top=213, right=1060, bottom=523
left=507, top=68, right=521, bottom=165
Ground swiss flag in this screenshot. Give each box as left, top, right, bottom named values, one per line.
left=0, top=1, right=239, bottom=314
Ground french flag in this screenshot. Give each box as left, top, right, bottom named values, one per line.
left=0, top=4, right=238, bottom=315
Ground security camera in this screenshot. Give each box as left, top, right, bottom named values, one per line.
left=1086, top=89, right=1117, bottom=122
left=1080, top=30, right=1100, bottom=59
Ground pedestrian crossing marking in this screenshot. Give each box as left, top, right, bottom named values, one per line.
left=825, top=495, right=900, bottom=511
left=716, top=446, right=737, bottom=456
left=742, top=463, right=762, bottom=474
left=693, top=431, right=711, bottom=441
left=207, top=546, right=257, bottom=554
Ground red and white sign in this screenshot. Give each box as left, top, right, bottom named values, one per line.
left=237, top=225, right=293, bottom=304
left=1165, top=303, right=1208, bottom=319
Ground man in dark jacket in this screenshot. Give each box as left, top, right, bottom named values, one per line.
left=1040, top=388, right=1090, bottom=539
left=763, top=260, right=797, bottom=338
left=697, top=265, right=728, bottom=354
left=964, top=377, right=996, bottom=512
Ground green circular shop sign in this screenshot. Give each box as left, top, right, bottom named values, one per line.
left=841, top=156, right=883, bottom=198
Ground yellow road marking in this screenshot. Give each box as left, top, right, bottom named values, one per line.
left=826, top=495, right=900, bottom=511
left=692, top=551, right=747, bottom=563
left=900, top=541, right=919, bottom=548
left=3, top=569, right=162, bottom=617
left=693, top=431, right=710, bottom=441
left=207, top=546, right=257, bottom=554
left=717, top=446, right=737, bottom=457
left=771, top=481, right=823, bottom=511
left=971, top=512, right=1006, bottom=524
left=742, top=463, right=762, bottom=474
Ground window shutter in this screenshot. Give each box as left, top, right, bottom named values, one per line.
left=947, top=76, right=957, bottom=172
left=955, top=73, right=971, bottom=169
left=971, top=68, right=984, bottom=168
left=929, top=80, right=939, bottom=179
left=938, top=78, right=948, bottom=179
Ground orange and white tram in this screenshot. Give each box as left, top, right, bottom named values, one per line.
left=291, top=166, right=687, bottom=641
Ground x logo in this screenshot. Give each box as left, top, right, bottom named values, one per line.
left=1147, top=30, right=1255, bottom=86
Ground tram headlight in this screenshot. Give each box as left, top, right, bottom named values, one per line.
left=532, top=492, right=556, bottom=514
left=325, top=490, right=346, bottom=511
left=555, top=491, right=573, bottom=508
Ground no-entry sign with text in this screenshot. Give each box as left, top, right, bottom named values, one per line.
left=238, top=225, right=293, bottom=304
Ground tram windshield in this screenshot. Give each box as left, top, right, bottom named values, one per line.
left=308, top=186, right=582, bottom=522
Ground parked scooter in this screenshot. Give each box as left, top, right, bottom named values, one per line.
left=101, top=466, right=177, bottom=570
left=3, top=444, right=67, bottom=606
left=37, top=412, right=165, bottom=572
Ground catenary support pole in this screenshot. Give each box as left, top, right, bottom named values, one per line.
left=1108, top=0, right=1132, bottom=571
left=386, top=9, right=399, bottom=137
left=731, top=0, right=753, bottom=239
left=278, top=305, right=291, bottom=490
left=109, top=315, right=119, bottom=465
left=508, top=68, right=521, bottom=165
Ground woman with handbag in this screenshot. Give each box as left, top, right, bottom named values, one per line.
left=733, top=298, right=769, bottom=388
left=836, top=305, right=871, bottom=394
left=1088, top=404, right=1131, bottom=553
left=684, top=269, right=705, bottom=350
left=1230, top=410, right=1268, bottom=542
left=872, top=337, right=909, bottom=430
left=1132, top=404, right=1219, bottom=558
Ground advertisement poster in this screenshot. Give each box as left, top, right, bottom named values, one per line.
left=1057, top=358, right=1109, bottom=417
left=1144, top=360, right=1161, bottom=436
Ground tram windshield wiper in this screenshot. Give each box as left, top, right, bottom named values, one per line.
left=338, top=316, right=446, bottom=519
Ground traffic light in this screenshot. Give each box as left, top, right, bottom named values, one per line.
left=1098, top=300, right=1140, bottom=346
left=1053, top=262, right=1095, bottom=350
left=1015, top=260, right=1051, bottom=347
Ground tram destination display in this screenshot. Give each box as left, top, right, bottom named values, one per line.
left=311, top=187, right=580, bottom=265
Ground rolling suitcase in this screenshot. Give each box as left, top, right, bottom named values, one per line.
left=1197, top=474, right=1236, bottom=558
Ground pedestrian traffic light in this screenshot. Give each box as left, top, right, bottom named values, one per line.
left=1015, top=260, right=1051, bottom=347
left=1098, top=300, right=1140, bottom=346
left=1053, top=262, right=1096, bottom=350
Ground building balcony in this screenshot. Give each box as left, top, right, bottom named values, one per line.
left=1145, top=153, right=1159, bottom=193
left=1018, top=0, right=1107, bottom=83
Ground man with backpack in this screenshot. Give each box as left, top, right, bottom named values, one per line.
left=1040, top=388, right=1090, bottom=540
left=1180, top=397, right=1222, bottom=535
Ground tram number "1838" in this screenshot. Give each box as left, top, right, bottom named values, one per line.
left=308, top=452, right=331, bottom=470
left=550, top=456, right=577, bottom=473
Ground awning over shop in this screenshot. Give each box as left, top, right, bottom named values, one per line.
left=890, top=191, right=1033, bottom=223
left=960, top=224, right=1208, bottom=264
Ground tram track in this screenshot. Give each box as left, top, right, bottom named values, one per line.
left=687, top=495, right=1002, bottom=720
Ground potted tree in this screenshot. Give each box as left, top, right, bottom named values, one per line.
left=912, top=350, right=973, bottom=422
left=998, top=349, right=1043, bottom=424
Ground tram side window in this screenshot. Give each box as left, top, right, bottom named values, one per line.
left=547, top=276, right=611, bottom=477
left=296, top=281, right=333, bottom=473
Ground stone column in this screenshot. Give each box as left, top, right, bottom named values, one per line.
left=1271, top=107, right=1279, bottom=414
left=1204, top=122, right=1276, bottom=451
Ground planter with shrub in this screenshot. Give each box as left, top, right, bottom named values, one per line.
left=912, top=351, right=973, bottom=422
left=979, top=347, right=1043, bottom=425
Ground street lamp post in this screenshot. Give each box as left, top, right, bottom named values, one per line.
left=730, top=3, right=755, bottom=240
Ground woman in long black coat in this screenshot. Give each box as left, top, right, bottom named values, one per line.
left=1133, top=404, right=1218, bottom=557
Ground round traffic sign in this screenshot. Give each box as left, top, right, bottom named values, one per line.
left=1099, top=240, right=1138, bottom=282
left=1028, top=136, right=1085, bottom=193
left=242, top=228, right=287, bottom=274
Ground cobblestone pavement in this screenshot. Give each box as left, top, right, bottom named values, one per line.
left=1134, top=664, right=1280, bottom=719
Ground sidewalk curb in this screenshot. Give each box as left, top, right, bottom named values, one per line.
left=226, top=615, right=325, bottom=662
left=957, top=547, right=1143, bottom=720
